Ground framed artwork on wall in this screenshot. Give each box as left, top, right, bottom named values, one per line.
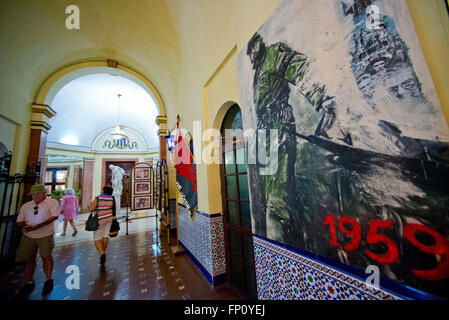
left=134, top=195, right=152, bottom=210
left=134, top=167, right=150, bottom=180
left=130, top=162, right=154, bottom=211
left=134, top=181, right=151, bottom=195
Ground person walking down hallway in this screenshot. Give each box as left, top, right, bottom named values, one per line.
left=88, top=185, right=116, bottom=265
left=60, top=188, right=78, bottom=236
left=14, top=185, right=60, bottom=299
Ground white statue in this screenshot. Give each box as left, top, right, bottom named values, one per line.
left=109, top=164, right=125, bottom=215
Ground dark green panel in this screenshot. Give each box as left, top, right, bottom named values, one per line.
left=224, top=151, right=235, bottom=174
left=236, top=148, right=247, bottom=173
left=227, top=201, right=240, bottom=226
left=240, top=202, right=252, bottom=230
left=229, top=230, right=242, bottom=257
left=226, top=175, right=237, bottom=200
left=231, top=256, right=244, bottom=286
left=245, top=266, right=257, bottom=299
left=242, top=234, right=255, bottom=266
left=238, top=174, right=249, bottom=201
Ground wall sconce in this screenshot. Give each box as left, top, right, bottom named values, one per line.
left=165, top=135, right=175, bottom=151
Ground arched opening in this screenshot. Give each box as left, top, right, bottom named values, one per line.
left=31, top=60, right=165, bottom=245
left=34, top=61, right=166, bottom=117
left=219, top=103, right=257, bottom=299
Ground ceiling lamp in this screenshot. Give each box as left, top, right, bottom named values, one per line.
left=111, top=93, right=126, bottom=140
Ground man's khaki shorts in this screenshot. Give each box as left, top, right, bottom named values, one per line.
left=15, top=234, right=55, bottom=262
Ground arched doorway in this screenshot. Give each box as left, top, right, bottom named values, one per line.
left=27, top=59, right=167, bottom=196
left=220, top=104, right=257, bottom=299
left=27, top=60, right=165, bottom=244
left=25, top=59, right=168, bottom=199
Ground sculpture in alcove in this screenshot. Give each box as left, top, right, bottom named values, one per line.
left=109, top=164, right=125, bottom=215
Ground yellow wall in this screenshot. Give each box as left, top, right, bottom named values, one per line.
left=1, top=0, right=448, bottom=216
left=0, top=116, right=17, bottom=152
left=0, top=114, right=26, bottom=174
left=166, top=0, right=282, bottom=214
left=407, top=0, right=449, bottom=126
left=181, top=0, right=449, bottom=215
left=0, top=0, right=180, bottom=175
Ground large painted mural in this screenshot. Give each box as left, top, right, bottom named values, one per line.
left=237, top=0, right=449, bottom=298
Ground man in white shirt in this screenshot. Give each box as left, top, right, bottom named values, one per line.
left=14, top=184, right=60, bottom=299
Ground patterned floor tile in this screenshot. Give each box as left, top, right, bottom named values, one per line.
left=0, top=230, right=239, bottom=301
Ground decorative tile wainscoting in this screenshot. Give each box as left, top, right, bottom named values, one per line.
left=178, top=204, right=226, bottom=285
left=253, top=235, right=439, bottom=300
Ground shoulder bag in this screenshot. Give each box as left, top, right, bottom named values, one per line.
left=109, top=196, right=120, bottom=237
left=85, top=197, right=99, bottom=231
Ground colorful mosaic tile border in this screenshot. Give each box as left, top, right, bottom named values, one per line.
left=178, top=204, right=226, bottom=285
left=254, top=235, right=411, bottom=300
left=210, top=216, right=226, bottom=276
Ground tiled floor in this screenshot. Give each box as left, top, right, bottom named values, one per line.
left=54, top=208, right=158, bottom=246
left=0, top=230, right=240, bottom=300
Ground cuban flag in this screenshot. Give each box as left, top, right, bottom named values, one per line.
left=174, top=116, right=198, bottom=221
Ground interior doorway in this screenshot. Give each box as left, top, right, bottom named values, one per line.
left=32, top=64, right=164, bottom=247
left=220, top=104, right=257, bottom=299
left=103, top=160, right=137, bottom=208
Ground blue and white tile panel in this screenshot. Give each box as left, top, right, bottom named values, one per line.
left=178, top=204, right=226, bottom=285
left=253, top=235, right=404, bottom=300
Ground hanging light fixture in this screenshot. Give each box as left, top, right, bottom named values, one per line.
left=111, top=93, right=126, bottom=140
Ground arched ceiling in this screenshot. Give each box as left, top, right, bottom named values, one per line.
left=47, top=73, right=159, bottom=150
left=0, top=0, right=181, bottom=126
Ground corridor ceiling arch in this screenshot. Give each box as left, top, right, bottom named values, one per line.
left=34, top=60, right=166, bottom=118
left=47, top=72, right=160, bottom=151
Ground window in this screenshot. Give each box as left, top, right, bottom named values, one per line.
left=45, top=168, right=68, bottom=195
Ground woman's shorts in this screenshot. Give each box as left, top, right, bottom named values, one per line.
left=93, top=222, right=112, bottom=241
left=15, top=234, right=55, bottom=262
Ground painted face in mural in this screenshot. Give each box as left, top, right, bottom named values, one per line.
left=386, top=62, right=421, bottom=99
left=247, top=34, right=265, bottom=68
left=372, top=59, right=386, bottom=75
left=394, top=48, right=406, bottom=62
left=356, top=73, right=375, bottom=98
left=249, top=42, right=259, bottom=63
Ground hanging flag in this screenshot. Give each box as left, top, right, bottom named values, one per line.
left=174, top=116, right=198, bottom=221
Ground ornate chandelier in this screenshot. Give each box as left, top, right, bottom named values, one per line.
left=111, top=93, right=126, bottom=140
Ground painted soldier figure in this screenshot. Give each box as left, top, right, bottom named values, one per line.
left=246, top=33, right=326, bottom=237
